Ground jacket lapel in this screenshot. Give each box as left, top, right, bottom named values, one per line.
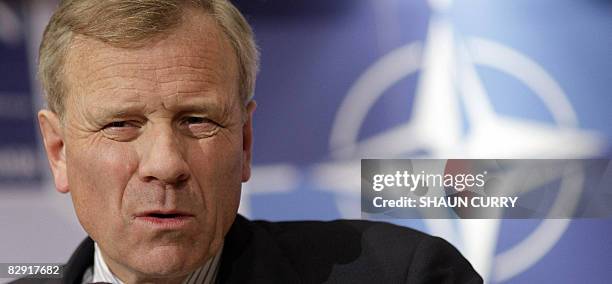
left=217, top=215, right=301, bottom=283
left=62, top=237, right=94, bottom=284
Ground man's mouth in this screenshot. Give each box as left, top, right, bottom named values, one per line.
left=148, top=213, right=184, bottom=218
left=138, top=210, right=194, bottom=217
left=135, top=210, right=195, bottom=228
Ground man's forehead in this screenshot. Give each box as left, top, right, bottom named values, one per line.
left=90, top=92, right=225, bottom=109
left=64, top=8, right=237, bottom=86
left=88, top=93, right=227, bottom=117
left=61, top=9, right=240, bottom=113
left=68, top=19, right=233, bottom=75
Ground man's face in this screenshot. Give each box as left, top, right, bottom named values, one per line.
left=38, top=10, right=254, bottom=281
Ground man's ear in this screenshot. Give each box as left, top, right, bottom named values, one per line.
left=38, top=110, right=69, bottom=193
left=241, top=100, right=256, bottom=182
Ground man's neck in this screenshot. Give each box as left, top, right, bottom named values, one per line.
left=93, top=242, right=222, bottom=284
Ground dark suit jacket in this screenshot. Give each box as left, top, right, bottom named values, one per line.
left=11, top=215, right=482, bottom=283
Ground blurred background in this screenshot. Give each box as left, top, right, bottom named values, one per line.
left=1, top=0, right=611, bottom=283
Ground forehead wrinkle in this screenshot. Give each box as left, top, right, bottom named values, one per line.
left=155, top=66, right=222, bottom=85
left=85, top=61, right=158, bottom=82
left=89, top=102, right=147, bottom=119
left=152, top=55, right=220, bottom=69
left=75, top=60, right=159, bottom=98
left=89, top=74, right=159, bottom=89
left=154, top=54, right=225, bottom=86
left=85, top=85, right=148, bottom=118
left=161, top=93, right=224, bottom=113
left=155, top=72, right=215, bottom=85
left=92, top=86, right=156, bottom=96
left=70, top=37, right=156, bottom=82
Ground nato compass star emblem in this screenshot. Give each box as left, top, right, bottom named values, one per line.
left=243, top=0, right=606, bottom=282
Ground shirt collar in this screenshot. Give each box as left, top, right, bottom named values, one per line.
left=83, top=242, right=223, bottom=284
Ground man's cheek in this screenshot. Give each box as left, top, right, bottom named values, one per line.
left=69, top=145, right=136, bottom=212
left=190, top=141, right=242, bottom=201
left=196, top=148, right=243, bottom=189
left=97, top=141, right=139, bottom=171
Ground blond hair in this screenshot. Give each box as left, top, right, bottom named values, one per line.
left=39, top=0, right=259, bottom=118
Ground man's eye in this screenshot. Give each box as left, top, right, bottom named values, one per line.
left=185, top=117, right=205, bottom=124
left=182, top=116, right=216, bottom=126
left=181, top=116, right=219, bottom=137
left=101, top=121, right=140, bottom=141
left=105, top=121, right=129, bottom=128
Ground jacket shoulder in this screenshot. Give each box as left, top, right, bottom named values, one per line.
left=250, top=219, right=482, bottom=283
left=253, top=218, right=432, bottom=256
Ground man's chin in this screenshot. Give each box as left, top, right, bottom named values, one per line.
left=122, top=245, right=209, bottom=279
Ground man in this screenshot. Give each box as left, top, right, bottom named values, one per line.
left=15, top=0, right=482, bottom=283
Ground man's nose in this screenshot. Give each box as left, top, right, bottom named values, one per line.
left=138, top=126, right=190, bottom=185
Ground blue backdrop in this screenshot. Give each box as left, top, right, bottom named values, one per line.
left=0, top=0, right=610, bottom=283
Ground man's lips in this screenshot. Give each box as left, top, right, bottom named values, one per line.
left=134, top=210, right=195, bottom=228
left=136, top=210, right=195, bottom=218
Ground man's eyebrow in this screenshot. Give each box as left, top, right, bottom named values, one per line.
left=161, top=93, right=226, bottom=114
left=90, top=103, right=147, bottom=118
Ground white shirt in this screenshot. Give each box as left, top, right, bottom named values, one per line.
left=81, top=242, right=222, bottom=284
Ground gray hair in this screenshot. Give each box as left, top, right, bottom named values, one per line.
left=39, top=0, right=259, bottom=118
